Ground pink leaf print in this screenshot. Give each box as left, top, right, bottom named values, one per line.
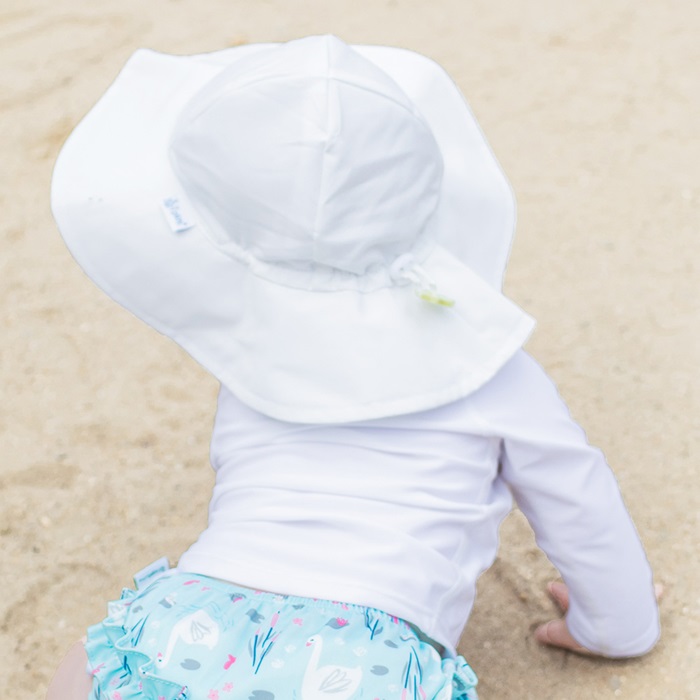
left=224, top=654, right=236, bottom=670
left=183, top=580, right=200, bottom=586
left=270, top=612, right=279, bottom=627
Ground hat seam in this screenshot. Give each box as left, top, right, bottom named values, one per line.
left=311, top=69, right=333, bottom=263
left=178, top=72, right=428, bottom=137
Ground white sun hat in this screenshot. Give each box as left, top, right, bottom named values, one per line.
left=52, top=35, right=535, bottom=423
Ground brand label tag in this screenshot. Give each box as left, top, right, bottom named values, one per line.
left=160, top=196, right=195, bottom=233
left=133, top=556, right=171, bottom=590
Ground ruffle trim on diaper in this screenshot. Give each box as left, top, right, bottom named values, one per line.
left=443, top=655, right=479, bottom=700
left=85, top=587, right=189, bottom=700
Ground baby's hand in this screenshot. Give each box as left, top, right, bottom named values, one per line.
left=535, top=581, right=664, bottom=657
left=534, top=582, right=591, bottom=655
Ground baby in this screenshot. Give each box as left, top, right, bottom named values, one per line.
left=48, top=35, right=659, bottom=700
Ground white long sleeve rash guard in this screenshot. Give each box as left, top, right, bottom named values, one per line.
left=177, top=350, right=660, bottom=657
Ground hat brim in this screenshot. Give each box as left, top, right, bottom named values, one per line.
left=52, top=42, right=534, bottom=423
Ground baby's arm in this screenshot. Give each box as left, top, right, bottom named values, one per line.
left=474, top=350, right=660, bottom=657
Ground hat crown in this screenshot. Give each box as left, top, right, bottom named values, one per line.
left=170, top=35, right=443, bottom=289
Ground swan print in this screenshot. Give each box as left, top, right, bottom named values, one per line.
left=88, top=574, right=470, bottom=700
left=156, top=609, right=220, bottom=668
left=302, top=635, right=362, bottom=699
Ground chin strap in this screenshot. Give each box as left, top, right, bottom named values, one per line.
left=389, top=254, right=455, bottom=307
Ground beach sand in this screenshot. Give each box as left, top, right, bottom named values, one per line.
left=1, top=1, right=698, bottom=697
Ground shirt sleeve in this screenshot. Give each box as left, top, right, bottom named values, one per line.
left=473, top=350, right=660, bottom=657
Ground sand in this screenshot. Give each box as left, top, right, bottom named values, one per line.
left=1, top=1, right=698, bottom=698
